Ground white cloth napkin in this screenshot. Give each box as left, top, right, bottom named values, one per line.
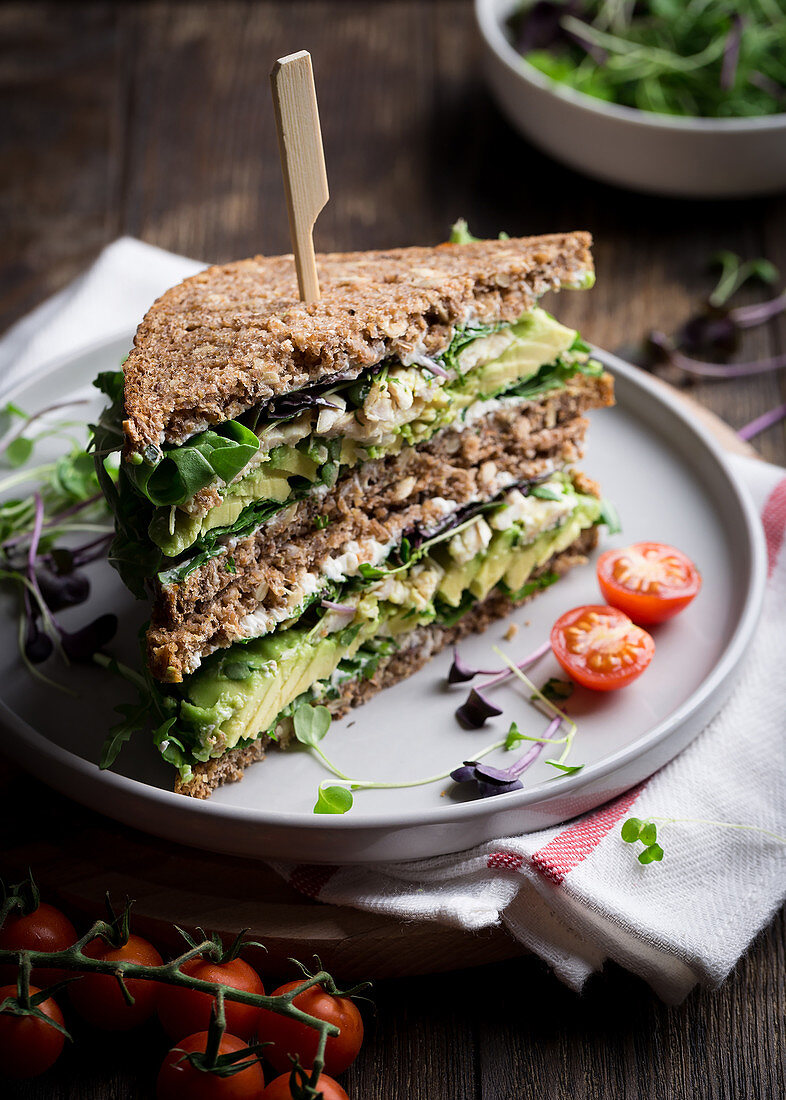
left=2, top=239, right=784, bottom=1005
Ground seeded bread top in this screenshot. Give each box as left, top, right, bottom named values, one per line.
left=122, top=232, right=593, bottom=456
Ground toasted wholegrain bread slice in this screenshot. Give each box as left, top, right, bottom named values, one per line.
left=123, top=232, right=593, bottom=456
left=174, top=522, right=598, bottom=798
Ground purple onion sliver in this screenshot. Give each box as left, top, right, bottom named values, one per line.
left=738, top=401, right=786, bottom=441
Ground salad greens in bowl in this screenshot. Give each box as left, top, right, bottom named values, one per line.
left=475, top=0, right=786, bottom=197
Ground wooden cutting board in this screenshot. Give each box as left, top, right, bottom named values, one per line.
left=0, top=394, right=757, bottom=980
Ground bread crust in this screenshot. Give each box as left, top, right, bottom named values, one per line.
left=123, top=233, right=593, bottom=455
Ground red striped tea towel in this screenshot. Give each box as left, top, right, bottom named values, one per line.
left=272, top=457, right=786, bottom=1003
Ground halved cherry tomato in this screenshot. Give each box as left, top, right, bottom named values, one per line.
left=597, top=542, right=701, bottom=624
left=260, top=981, right=363, bottom=1076
left=550, top=605, right=655, bottom=691
left=69, top=933, right=163, bottom=1030
left=157, top=1030, right=266, bottom=1099
left=261, top=1072, right=349, bottom=1100
left=0, top=984, right=66, bottom=1078
left=0, top=902, right=77, bottom=987
left=157, top=954, right=264, bottom=1040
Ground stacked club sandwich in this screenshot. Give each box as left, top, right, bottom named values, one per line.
left=94, top=232, right=614, bottom=797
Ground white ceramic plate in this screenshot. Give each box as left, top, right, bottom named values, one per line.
left=0, top=334, right=766, bottom=862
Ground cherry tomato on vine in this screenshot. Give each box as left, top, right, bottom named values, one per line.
left=550, top=605, right=655, bottom=691
left=260, top=981, right=363, bottom=1076
left=68, top=933, right=163, bottom=1030
left=0, top=984, right=66, bottom=1078
left=597, top=542, right=701, bottom=624
left=261, top=1071, right=350, bottom=1100
left=157, top=954, right=265, bottom=1040
left=0, top=902, right=77, bottom=987
left=156, top=1030, right=266, bottom=1100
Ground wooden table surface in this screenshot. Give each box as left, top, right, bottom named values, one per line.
left=1, top=3, right=784, bottom=1097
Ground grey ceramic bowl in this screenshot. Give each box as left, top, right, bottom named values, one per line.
left=476, top=0, right=786, bottom=198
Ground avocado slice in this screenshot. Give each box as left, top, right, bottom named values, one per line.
left=469, top=309, right=577, bottom=398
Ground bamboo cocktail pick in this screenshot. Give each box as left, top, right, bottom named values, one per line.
left=270, top=51, right=329, bottom=305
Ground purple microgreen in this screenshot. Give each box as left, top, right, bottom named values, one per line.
left=738, top=401, right=786, bottom=442
left=408, top=353, right=449, bottom=379
left=731, top=290, right=786, bottom=328
left=450, top=638, right=550, bottom=689
left=24, top=615, right=53, bottom=664
left=749, top=70, right=786, bottom=104
left=36, top=566, right=90, bottom=611
left=708, top=251, right=778, bottom=309
left=447, top=648, right=500, bottom=684
left=455, top=688, right=504, bottom=729
left=320, top=599, right=355, bottom=615
left=677, top=311, right=739, bottom=358
left=59, top=613, right=118, bottom=663
left=720, top=14, right=744, bottom=92
left=450, top=716, right=560, bottom=798
left=649, top=331, right=786, bottom=379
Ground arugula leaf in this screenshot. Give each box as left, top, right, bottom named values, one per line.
left=599, top=498, right=622, bottom=535
left=313, top=785, right=353, bottom=815
left=293, top=704, right=332, bottom=748
left=125, top=420, right=260, bottom=508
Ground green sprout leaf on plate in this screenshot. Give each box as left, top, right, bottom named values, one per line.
left=294, top=704, right=332, bottom=748
left=314, top=785, right=354, bottom=815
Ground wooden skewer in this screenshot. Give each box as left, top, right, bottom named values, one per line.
left=270, top=50, right=329, bottom=305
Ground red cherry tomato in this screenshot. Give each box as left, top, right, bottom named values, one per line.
left=68, top=933, right=163, bottom=1030
left=550, top=605, right=655, bottom=691
left=262, top=1071, right=349, bottom=1100
left=597, top=541, right=701, bottom=624
left=260, top=981, right=363, bottom=1076
left=156, top=1030, right=266, bottom=1100
left=157, top=955, right=265, bottom=1040
left=0, top=984, right=66, bottom=1078
left=0, top=902, right=77, bottom=987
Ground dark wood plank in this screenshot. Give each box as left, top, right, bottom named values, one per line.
left=2, top=2, right=785, bottom=1098
left=0, top=3, right=121, bottom=334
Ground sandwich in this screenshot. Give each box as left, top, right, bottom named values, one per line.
left=93, top=232, right=614, bottom=797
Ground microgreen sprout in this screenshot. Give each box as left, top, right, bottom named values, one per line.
left=508, top=2, right=786, bottom=120
left=621, top=817, right=664, bottom=864
left=621, top=815, right=786, bottom=866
